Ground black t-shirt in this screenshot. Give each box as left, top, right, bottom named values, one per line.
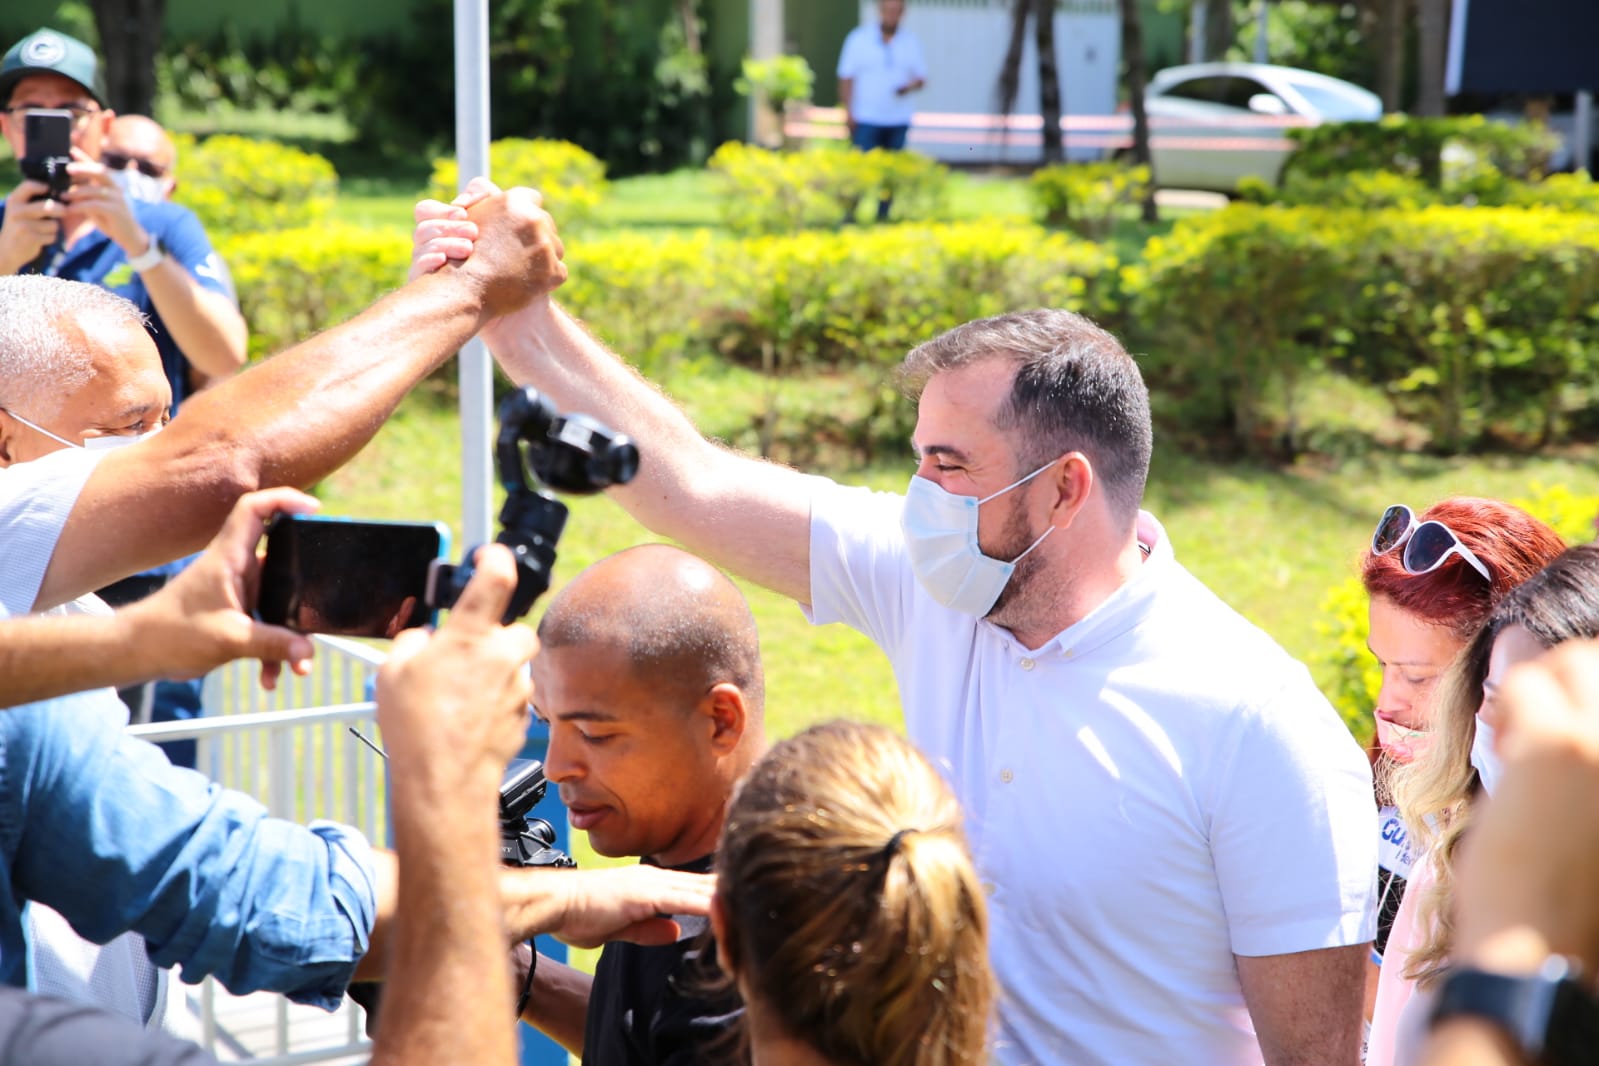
left=582, top=854, right=743, bottom=1065
left=0, top=987, right=216, bottom=1066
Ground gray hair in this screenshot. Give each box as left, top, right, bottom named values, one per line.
left=0, top=276, right=148, bottom=421
left=898, top=308, right=1153, bottom=523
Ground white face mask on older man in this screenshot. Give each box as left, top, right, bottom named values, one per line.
left=4, top=409, right=162, bottom=451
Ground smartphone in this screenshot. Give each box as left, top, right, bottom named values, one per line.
left=23, top=109, right=72, bottom=156
left=257, top=515, right=452, bottom=638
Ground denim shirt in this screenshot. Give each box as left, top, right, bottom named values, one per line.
left=0, top=689, right=377, bottom=1011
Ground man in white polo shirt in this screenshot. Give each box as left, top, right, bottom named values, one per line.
left=410, top=194, right=1378, bottom=1065
left=836, top=0, right=927, bottom=221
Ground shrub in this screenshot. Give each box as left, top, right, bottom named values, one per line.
left=1029, top=162, right=1151, bottom=238
left=427, top=139, right=607, bottom=229
left=1283, top=114, right=1557, bottom=188
left=1128, top=204, right=1599, bottom=453
left=556, top=222, right=1115, bottom=459
left=708, top=142, right=950, bottom=232
left=1502, top=171, right=1599, bottom=213
left=223, top=223, right=409, bottom=360
left=180, top=134, right=339, bottom=236
left=734, top=55, right=816, bottom=113
left=1237, top=169, right=1440, bottom=210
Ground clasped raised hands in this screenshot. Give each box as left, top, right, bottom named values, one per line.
left=412, top=179, right=566, bottom=320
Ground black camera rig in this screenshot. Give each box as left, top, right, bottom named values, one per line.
left=426, top=387, right=639, bottom=624
left=500, top=758, right=574, bottom=869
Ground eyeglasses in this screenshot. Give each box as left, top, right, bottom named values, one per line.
left=1371, top=504, right=1492, bottom=583
left=101, top=150, right=167, bottom=179
left=3, top=104, right=101, bottom=129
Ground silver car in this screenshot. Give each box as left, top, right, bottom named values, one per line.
left=1139, top=62, right=1383, bottom=192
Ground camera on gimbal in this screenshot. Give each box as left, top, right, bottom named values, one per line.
left=426, top=387, right=640, bottom=624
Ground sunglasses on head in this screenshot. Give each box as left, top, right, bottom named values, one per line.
left=101, top=150, right=166, bottom=179
left=1371, top=504, right=1492, bottom=583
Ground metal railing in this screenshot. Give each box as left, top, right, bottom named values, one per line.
left=128, top=636, right=390, bottom=1065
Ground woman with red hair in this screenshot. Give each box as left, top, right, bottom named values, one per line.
left=1359, top=497, right=1566, bottom=1065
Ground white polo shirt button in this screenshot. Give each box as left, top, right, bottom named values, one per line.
left=983, top=881, right=997, bottom=897
left=1000, top=768, right=1014, bottom=784
left=1019, top=657, right=1036, bottom=671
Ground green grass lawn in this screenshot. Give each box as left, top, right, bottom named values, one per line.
left=330, top=165, right=1052, bottom=237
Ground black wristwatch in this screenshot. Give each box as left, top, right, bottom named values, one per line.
left=1430, top=955, right=1599, bottom=1065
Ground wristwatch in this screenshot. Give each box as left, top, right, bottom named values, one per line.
left=1429, top=955, right=1599, bottom=1065
left=126, top=235, right=166, bottom=273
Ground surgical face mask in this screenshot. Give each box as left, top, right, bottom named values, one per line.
left=1374, top=710, right=1432, bottom=765
left=900, top=459, right=1057, bottom=617
left=1470, top=717, right=1502, bottom=796
left=5, top=408, right=162, bottom=452
left=109, top=164, right=166, bottom=205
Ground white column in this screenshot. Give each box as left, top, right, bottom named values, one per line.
left=749, top=0, right=785, bottom=143
left=454, top=0, right=494, bottom=546
left=1576, top=90, right=1594, bottom=177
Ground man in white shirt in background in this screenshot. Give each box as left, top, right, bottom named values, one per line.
left=835, top=0, right=927, bottom=221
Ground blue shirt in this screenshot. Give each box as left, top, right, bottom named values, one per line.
left=0, top=199, right=233, bottom=413
left=0, top=689, right=377, bottom=1010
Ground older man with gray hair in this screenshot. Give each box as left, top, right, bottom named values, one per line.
left=0, top=182, right=566, bottom=1032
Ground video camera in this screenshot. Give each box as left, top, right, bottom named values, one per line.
left=500, top=758, right=574, bottom=869
left=259, top=388, right=639, bottom=636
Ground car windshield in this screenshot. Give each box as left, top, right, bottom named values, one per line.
left=1286, top=78, right=1379, bottom=121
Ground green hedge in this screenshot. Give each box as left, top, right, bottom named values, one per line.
left=1029, top=161, right=1151, bottom=238
left=562, top=222, right=1115, bottom=373
left=707, top=142, right=951, bottom=232
left=225, top=224, right=409, bottom=360
left=180, top=134, right=339, bottom=236
left=427, top=139, right=607, bottom=230
left=1282, top=114, right=1558, bottom=188
left=1128, top=204, right=1599, bottom=452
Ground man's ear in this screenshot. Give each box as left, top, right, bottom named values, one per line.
left=1045, top=451, right=1094, bottom=529
left=702, top=682, right=748, bottom=756
left=0, top=412, right=18, bottom=467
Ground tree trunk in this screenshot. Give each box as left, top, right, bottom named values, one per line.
left=1203, top=0, right=1235, bottom=62
left=1035, top=0, right=1063, bottom=164
left=1120, top=0, right=1158, bottom=221
left=1415, top=0, right=1447, bottom=116
left=996, top=0, right=1032, bottom=145
left=89, top=0, right=165, bottom=116
left=1375, top=0, right=1407, bottom=112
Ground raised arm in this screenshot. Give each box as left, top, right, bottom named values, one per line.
left=34, top=187, right=566, bottom=611
left=412, top=186, right=816, bottom=604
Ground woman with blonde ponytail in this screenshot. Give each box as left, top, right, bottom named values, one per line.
left=711, top=720, right=994, bottom=1066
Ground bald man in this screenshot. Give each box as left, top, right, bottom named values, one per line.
left=520, top=543, right=764, bottom=1065
left=102, top=116, right=176, bottom=200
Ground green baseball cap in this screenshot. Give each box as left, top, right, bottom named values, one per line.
left=0, top=29, right=105, bottom=107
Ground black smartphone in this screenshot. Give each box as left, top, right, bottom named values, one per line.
left=257, top=515, right=452, bottom=638
left=21, top=109, right=73, bottom=199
